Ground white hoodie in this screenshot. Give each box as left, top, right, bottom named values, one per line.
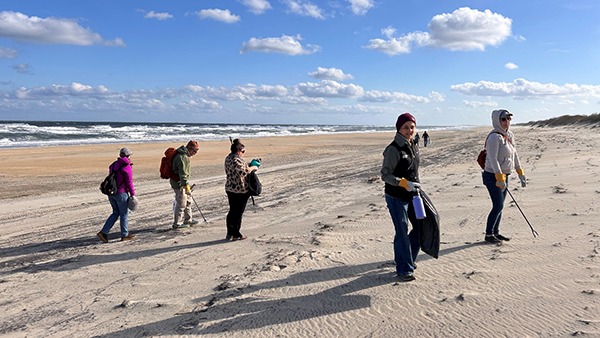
left=484, top=109, right=522, bottom=175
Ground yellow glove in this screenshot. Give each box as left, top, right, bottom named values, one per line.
left=495, top=173, right=506, bottom=191
left=184, top=185, right=191, bottom=196
left=399, top=178, right=421, bottom=192
left=516, top=169, right=526, bottom=188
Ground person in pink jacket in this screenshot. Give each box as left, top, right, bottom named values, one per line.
left=97, top=148, right=136, bottom=243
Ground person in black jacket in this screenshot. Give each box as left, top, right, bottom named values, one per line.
left=381, top=113, right=421, bottom=281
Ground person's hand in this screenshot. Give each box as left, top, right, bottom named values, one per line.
left=495, top=173, right=506, bottom=191
left=517, top=169, right=526, bottom=188
left=399, top=178, right=421, bottom=192
left=184, top=185, right=192, bottom=196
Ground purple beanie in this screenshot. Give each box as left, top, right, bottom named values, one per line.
left=395, top=113, right=416, bottom=131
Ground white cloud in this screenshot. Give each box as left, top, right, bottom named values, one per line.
left=283, top=0, right=326, bottom=19
left=0, top=47, right=17, bottom=58
left=463, top=100, right=498, bottom=108
left=144, top=11, right=173, bottom=20
left=427, top=7, right=512, bottom=51
left=279, top=96, right=328, bottom=105
left=360, top=90, right=430, bottom=104
left=240, top=0, right=272, bottom=14
left=13, top=82, right=117, bottom=99
left=381, top=26, right=397, bottom=39
left=558, top=99, right=575, bottom=105
left=428, top=91, right=445, bottom=102
left=505, top=62, right=519, bottom=70
left=308, top=67, right=354, bottom=81
left=451, top=78, right=600, bottom=99
left=363, top=31, right=429, bottom=55
left=12, top=63, right=31, bottom=74
left=240, top=34, right=321, bottom=55
left=196, top=9, right=241, bottom=23
left=365, top=8, right=511, bottom=56
left=514, top=35, right=526, bottom=41
left=178, top=99, right=222, bottom=110
left=0, top=11, right=126, bottom=47
left=347, top=0, right=375, bottom=15
left=183, top=84, right=289, bottom=101
left=293, top=80, right=364, bottom=98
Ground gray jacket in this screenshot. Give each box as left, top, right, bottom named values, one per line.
left=484, top=110, right=522, bottom=175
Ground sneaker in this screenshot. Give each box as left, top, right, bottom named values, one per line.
left=97, top=232, right=108, bottom=243
left=184, top=220, right=200, bottom=226
left=172, top=224, right=191, bottom=229
left=231, top=235, right=248, bottom=241
left=397, top=274, right=416, bottom=282
left=495, top=234, right=511, bottom=241
left=121, top=234, right=136, bottom=241
left=484, top=235, right=501, bottom=244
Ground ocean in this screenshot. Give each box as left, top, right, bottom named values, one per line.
left=0, top=121, right=472, bottom=148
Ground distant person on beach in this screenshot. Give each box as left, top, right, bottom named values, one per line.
left=422, top=131, right=429, bottom=147
left=414, top=132, right=420, bottom=146
left=381, top=113, right=422, bottom=282
left=97, top=148, right=136, bottom=243
left=224, top=139, right=259, bottom=241
left=482, top=109, right=526, bottom=243
left=171, top=140, right=200, bottom=229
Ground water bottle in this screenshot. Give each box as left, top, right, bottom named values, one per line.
left=413, top=189, right=426, bottom=220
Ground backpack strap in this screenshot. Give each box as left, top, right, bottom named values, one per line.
left=484, top=131, right=511, bottom=148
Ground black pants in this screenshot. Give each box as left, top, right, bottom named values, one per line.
left=226, top=191, right=250, bottom=238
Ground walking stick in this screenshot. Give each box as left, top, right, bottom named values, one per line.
left=507, top=189, right=538, bottom=238
left=189, top=184, right=207, bottom=223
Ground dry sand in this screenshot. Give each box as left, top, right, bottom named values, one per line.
left=1, top=126, right=599, bottom=337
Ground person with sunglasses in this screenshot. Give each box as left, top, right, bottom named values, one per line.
left=482, top=109, right=527, bottom=244
left=224, top=139, right=259, bottom=241
left=171, top=140, right=200, bottom=229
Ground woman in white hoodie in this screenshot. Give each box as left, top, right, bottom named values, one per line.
left=482, top=109, right=527, bottom=243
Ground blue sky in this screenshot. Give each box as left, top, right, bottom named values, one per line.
left=1, top=0, right=599, bottom=126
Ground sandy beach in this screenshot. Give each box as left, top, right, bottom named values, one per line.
left=1, top=126, right=600, bottom=337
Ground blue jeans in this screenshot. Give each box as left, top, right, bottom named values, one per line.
left=102, top=192, right=129, bottom=238
left=482, top=171, right=508, bottom=236
left=386, top=195, right=420, bottom=276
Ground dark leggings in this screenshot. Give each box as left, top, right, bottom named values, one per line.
left=226, top=191, right=251, bottom=238
left=483, top=171, right=509, bottom=235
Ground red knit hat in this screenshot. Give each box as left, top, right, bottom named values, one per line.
left=186, top=140, right=199, bottom=149
left=395, top=113, right=416, bottom=131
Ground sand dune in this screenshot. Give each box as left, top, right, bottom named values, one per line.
left=1, top=127, right=600, bottom=337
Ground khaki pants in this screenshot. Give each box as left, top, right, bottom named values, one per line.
left=173, top=187, right=192, bottom=226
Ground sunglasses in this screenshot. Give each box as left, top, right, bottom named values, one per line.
left=501, top=117, right=512, bottom=122
left=242, top=149, right=245, bottom=154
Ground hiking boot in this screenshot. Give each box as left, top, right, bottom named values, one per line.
left=397, top=274, right=416, bottom=282
left=184, top=220, right=200, bottom=226
left=484, top=235, right=501, bottom=244
left=495, top=234, right=511, bottom=241
left=172, top=224, right=191, bottom=229
left=121, top=234, right=136, bottom=241
left=97, top=232, right=108, bottom=243
left=231, top=235, right=248, bottom=241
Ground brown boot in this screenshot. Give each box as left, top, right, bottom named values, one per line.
left=121, top=234, right=136, bottom=242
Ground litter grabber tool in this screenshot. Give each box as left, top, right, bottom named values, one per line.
left=189, top=184, right=207, bottom=223
left=507, top=189, right=538, bottom=238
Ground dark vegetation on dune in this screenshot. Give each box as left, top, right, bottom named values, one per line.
left=523, top=113, right=600, bottom=128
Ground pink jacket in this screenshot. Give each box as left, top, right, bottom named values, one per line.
left=109, top=156, right=135, bottom=196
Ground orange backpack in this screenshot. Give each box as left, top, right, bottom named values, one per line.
left=159, top=147, right=180, bottom=181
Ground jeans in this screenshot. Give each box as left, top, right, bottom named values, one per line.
left=102, top=192, right=129, bottom=238
left=385, top=195, right=420, bottom=276
left=483, top=171, right=509, bottom=236
left=226, top=191, right=250, bottom=238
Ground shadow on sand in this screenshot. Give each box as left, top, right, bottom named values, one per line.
left=90, top=242, right=480, bottom=337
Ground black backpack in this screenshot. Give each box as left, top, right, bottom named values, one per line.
left=100, top=162, right=129, bottom=196
left=246, top=170, right=262, bottom=196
